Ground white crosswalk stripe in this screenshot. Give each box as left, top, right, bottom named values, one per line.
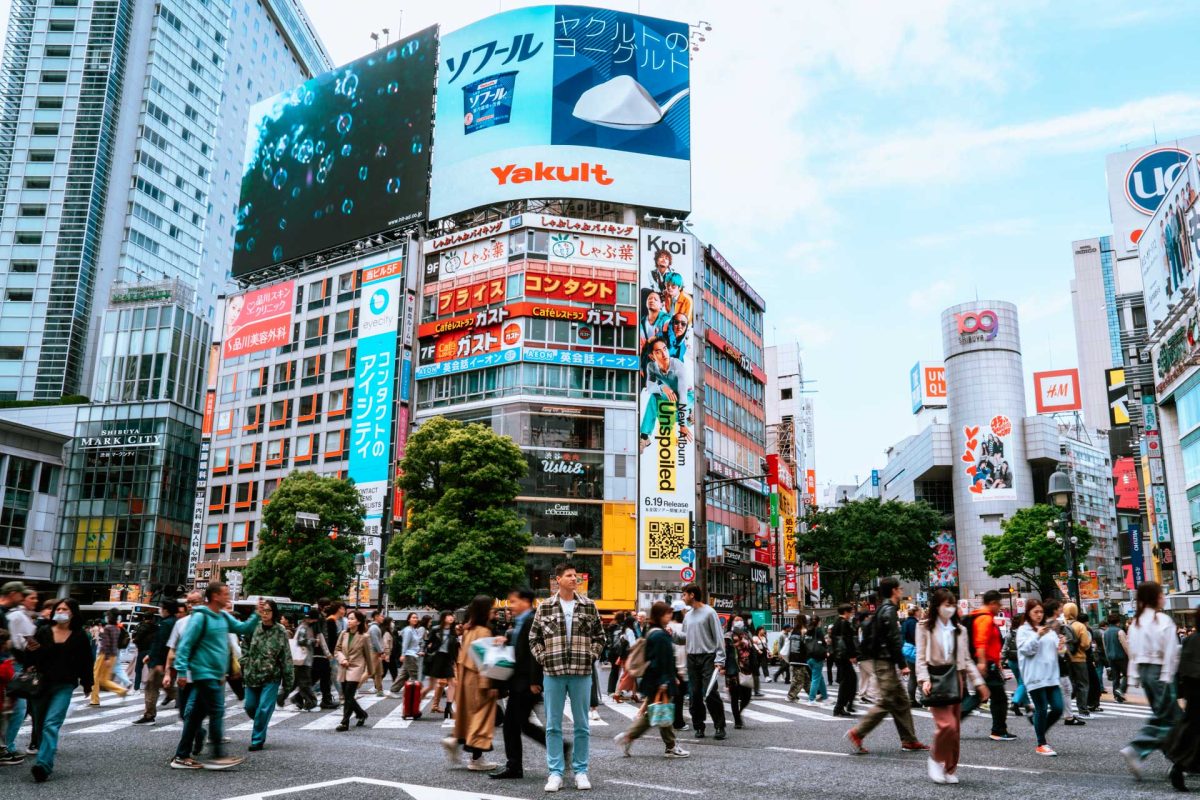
left=228, top=709, right=299, bottom=731
left=374, top=697, right=431, bottom=729
left=300, top=694, right=385, bottom=730
left=562, top=703, right=609, bottom=727
left=751, top=699, right=846, bottom=722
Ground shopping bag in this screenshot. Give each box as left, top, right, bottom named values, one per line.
left=482, top=645, right=516, bottom=682
left=647, top=688, right=673, bottom=728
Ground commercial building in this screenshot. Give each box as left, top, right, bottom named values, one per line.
left=0, top=0, right=330, bottom=599
left=0, top=415, right=69, bottom=590
left=766, top=341, right=815, bottom=506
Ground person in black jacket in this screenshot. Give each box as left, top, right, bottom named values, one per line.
left=613, top=601, right=690, bottom=758
left=316, top=602, right=344, bottom=709
left=490, top=588, right=546, bottom=780
left=847, top=578, right=927, bottom=754
left=134, top=600, right=180, bottom=723
left=25, top=598, right=94, bottom=783
left=831, top=604, right=859, bottom=716
left=1166, top=610, right=1200, bottom=791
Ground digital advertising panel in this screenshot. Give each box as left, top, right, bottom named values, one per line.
left=930, top=531, right=959, bottom=587
left=349, top=256, right=404, bottom=554
left=1106, top=137, right=1200, bottom=256
left=909, top=360, right=946, bottom=414
left=1032, top=368, right=1082, bottom=414
left=637, top=228, right=695, bottom=571
left=1113, top=456, right=1140, bottom=511
left=1138, top=155, right=1200, bottom=332
left=222, top=281, right=295, bottom=360
left=1106, top=368, right=1130, bottom=427
left=429, top=6, right=691, bottom=219
left=232, top=26, right=437, bottom=277
left=960, top=415, right=1016, bottom=501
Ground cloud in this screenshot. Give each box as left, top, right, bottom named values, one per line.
left=907, top=279, right=958, bottom=312
left=770, top=316, right=835, bottom=349
left=1016, top=291, right=1072, bottom=322
left=909, top=217, right=1037, bottom=248
left=826, top=94, right=1200, bottom=189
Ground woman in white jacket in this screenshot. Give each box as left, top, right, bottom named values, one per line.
left=1120, top=581, right=1182, bottom=780
left=1016, top=598, right=1064, bottom=756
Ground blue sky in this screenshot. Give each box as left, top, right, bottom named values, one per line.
left=4, top=0, right=1197, bottom=489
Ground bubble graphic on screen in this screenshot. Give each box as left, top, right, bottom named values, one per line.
left=410, top=136, right=423, bottom=155
left=336, top=113, right=352, bottom=135
left=386, top=48, right=398, bottom=62
left=303, top=90, right=315, bottom=106
left=272, top=245, right=283, bottom=260
left=341, top=143, right=352, bottom=156
left=386, top=177, right=401, bottom=194
left=315, top=140, right=326, bottom=154
left=375, top=144, right=388, bottom=158
left=272, top=168, right=288, bottom=190
left=245, top=237, right=255, bottom=252
left=358, top=166, right=368, bottom=181
left=335, top=71, right=359, bottom=99
left=278, top=218, right=287, bottom=230
left=342, top=198, right=354, bottom=215
left=291, top=187, right=301, bottom=198
left=386, top=81, right=399, bottom=95
left=292, top=137, right=315, bottom=163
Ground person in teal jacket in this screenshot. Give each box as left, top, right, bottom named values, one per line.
left=168, top=583, right=259, bottom=771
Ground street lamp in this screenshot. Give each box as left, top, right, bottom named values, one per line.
left=1046, top=468, right=1079, bottom=605
left=353, top=553, right=366, bottom=610
left=121, top=560, right=134, bottom=601
left=562, top=536, right=577, bottom=561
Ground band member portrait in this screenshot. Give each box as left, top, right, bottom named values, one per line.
left=639, top=336, right=693, bottom=454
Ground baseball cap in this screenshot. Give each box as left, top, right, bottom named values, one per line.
left=671, top=600, right=686, bottom=612
left=2, top=580, right=28, bottom=595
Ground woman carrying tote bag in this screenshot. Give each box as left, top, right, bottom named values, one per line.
left=916, top=589, right=986, bottom=786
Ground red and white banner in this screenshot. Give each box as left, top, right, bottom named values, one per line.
left=222, top=280, right=295, bottom=360
left=1033, top=368, right=1082, bottom=414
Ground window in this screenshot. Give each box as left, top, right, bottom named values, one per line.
left=208, top=483, right=229, bottom=512
left=333, top=308, right=355, bottom=340
left=5, top=289, right=33, bottom=302
left=242, top=403, right=263, bottom=433
left=272, top=360, right=294, bottom=392
left=266, top=438, right=287, bottom=466
left=780, top=388, right=792, bottom=400
left=337, top=270, right=358, bottom=297
left=205, top=523, right=223, bottom=551
left=323, top=429, right=347, bottom=460
left=43, top=45, right=71, bottom=57
left=230, top=520, right=252, bottom=549
left=294, top=433, right=318, bottom=463
left=330, top=348, right=354, bottom=380
left=215, top=409, right=233, bottom=435
left=48, top=20, right=75, bottom=31
left=304, top=316, right=326, bottom=347
left=211, top=446, right=230, bottom=475
left=301, top=353, right=324, bottom=386
left=19, top=205, right=46, bottom=217
left=247, top=366, right=267, bottom=396
left=23, top=177, right=51, bottom=189
left=269, top=398, right=290, bottom=428
left=235, top=481, right=257, bottom=510
left=40, top=72, right=68, bottom=84
left=10, top=261, right=38, bottom=273
left=32, top=123, right=59, bottom=136
left=0, top=347, right=25, bottom=360
left=237, top=442, right=259, bottom=471
left=297, top=393, right=321, bottom=424
left=28, top=151, right=54, bottom=162
left=14, top=233, right=42, bottom=245
left=327, top=388, right=347, bottom=417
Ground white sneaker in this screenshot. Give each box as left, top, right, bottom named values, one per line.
left=544, top=774, right=563, bottom=793
left=575, top=773, right=592, bottom=790
left=614, top=731, right=632, bottom=757
left=1120, top=745, right=1144, bottom=780
left=927, top=757, right=947, bottom=784
left=664, top=746, right=690, bottom=758
left=589, top=709, right=602, bottom=722
left=441, top=736, right=462, bottom=767
left=467, top=758, right=499, bottom=771
left=944, top=772, right=959, bottom=784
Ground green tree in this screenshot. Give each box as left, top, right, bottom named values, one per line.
left=387, top=416, right=529, bottom=609
left=796, top=497, right=946, bottom=603
left=982, top=504, right=1091, bottom=599
left=243, top=471, right=365, bottom=601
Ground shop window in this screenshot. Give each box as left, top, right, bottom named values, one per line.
left=204, top=523, right=223, bottom=551
left=297, top=393, right=321, bottom=425
left=211, top=446, right=231, bottom=475
left=327, top=387, right=348, bottom=417
left=230, top=520, right=253, bottom=549
left=234, top=481, right=257, bottom=510
left=324, top=428, right=347, bottom=461
left=237, top=442, right=259, bottom=471
left=269, top=398, right=290, bottom=428
left=208, top=483, right=229, bottom=513
left=241, top=403, right=263, bottom=433
left=516, top=500, right=602, bottom=549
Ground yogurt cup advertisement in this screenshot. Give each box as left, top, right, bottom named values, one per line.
left=430, top=5, right=691, bottom=219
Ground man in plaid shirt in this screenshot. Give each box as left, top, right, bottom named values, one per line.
left=530, top=563, right=605, bottom=792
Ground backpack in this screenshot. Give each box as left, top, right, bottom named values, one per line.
left=859, top=615, right=876, bottom=658
left=1061, top=620, right=1082, bottom=655
left=787, top=631, right=809, bottom=663
left=623, top=637, right=649, bottom=678
left=610, top=627, right=629, bottom=662
left=118, top=625, right=130, bottom=650
left=1002, top=625, right=1018, bottom=663
left=807, top=632, right=827, bottom=661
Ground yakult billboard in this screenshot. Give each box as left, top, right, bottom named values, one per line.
left=429, top=6, right=691, bottom=219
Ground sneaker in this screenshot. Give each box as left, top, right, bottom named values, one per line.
left=694, top=727, right=706, bottom=739
left=846, top=729, right=868, bottom=755
left=0, top=751, right=25, bottom=766
left=442, top=736, right=462, bottom=767
left=202, top=756, right=245, bottom=770
left=664, top=746, right=691, bottom=758
left=1076, top=712, right=1091, bottom=719
left=944, top=772, right=959, bottom=784
left=902, top=741, right=931, bottom=751
left=544, top=774, right=563, bottom=793
left=674, top=723, right=690, bottom=731
left=575, top=773, right=591, bottom=791
left=23, top=745, right=37, bottom=755
left=927, top=757, right=947, bottom=784
left=468, top=759, right=499, bottom=771
left=1120, top=745, right=1144, bottom=780
left=31, top=764, right=48, bottom=782
left=1063, top=717, right=1086, bottom=726
left=713, top=728, right=727, bottom=740
left=169, top=757, right=203, bottom=770
left=614, top=731, right=632, bottom=757
left=132, top=716, right=155, bottom=725
left=989, top=733, right=1018, bottom=742
left=1035, top=745, right=1057, bottom=756
left=589, top=709, right=602, bottom=722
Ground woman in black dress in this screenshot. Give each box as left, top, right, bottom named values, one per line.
left=1167, top=609, right=1200, bottom=791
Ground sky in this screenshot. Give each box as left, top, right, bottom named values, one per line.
left=8, top=0, right=1200, bottom=490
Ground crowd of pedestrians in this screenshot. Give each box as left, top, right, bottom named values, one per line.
left=1, top=576, right=1199, bottom=792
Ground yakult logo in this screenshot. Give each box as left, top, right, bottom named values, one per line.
left=1125, top=148, right=1191, bottom=215
left=956, top=309, right=998, bottom=342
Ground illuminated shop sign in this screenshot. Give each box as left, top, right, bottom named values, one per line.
left=956, top=309, right=999, bottom=343
left=418, top=301, right=633, bottom=339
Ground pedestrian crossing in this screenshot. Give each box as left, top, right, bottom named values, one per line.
left=17, top=684, right=1156, bottom=741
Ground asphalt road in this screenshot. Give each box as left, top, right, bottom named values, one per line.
left=1, top=669, right=1186, bottom=799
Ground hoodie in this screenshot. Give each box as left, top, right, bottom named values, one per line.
left=174, top=606, right=259, bottom=683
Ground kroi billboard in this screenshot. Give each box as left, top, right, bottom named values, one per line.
left=637, top=228, right=695, bottom=571
left=429, top=6, right=691, bottom=219
left=232, top=27, right=437, bottom=277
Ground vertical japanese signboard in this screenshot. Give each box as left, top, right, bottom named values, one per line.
left=349, top=255, right=404, bottom=598
left=637, top=229, right=695, bottom=571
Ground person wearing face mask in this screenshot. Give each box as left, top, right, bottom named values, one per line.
left=916, top=590, right=986, bottom=784
left=23, top=598, right=94, bottom=782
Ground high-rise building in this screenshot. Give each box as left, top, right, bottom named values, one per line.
left=0, top=0, right=330, bottom=598
left=1071, top=236, right=1122, bottom=431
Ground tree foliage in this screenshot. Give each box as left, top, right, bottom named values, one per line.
left=797, top=497, right=946, bottom=603
left=982, top=504, right=1092, bottom=599
left=387, top=416, right=529, bottom=609
left=243, top=471, right=365, bottom=602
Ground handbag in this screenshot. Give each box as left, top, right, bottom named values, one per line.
left=919, top=627, right=962, bottom=707
left=9, top=666, right=45, bottom=699
left=647, top=688, right=674, bottom=728
left=737, top=670, right=754, bottom=689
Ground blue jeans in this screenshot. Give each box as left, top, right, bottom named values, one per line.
left=1029, top=685, right=1063, bottom=746
left=807, top=659, right=828, bottom=701
left=243, top=682, right=279, bottom=746
left=4, top=662, right=26, bottom=752
left=175, top=679, right=226, bottom=760
left=543, top=673, right=592, bottom=777
left=1128, top=663, right=1182, bottom=757
left=1008, top=659, right=1028, bottom=707
left=31, top=683, right=74, bottom=776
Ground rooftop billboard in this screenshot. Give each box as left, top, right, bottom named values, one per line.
left=1139, top=155, right=1200, bottom=333
left=1106, top=136, right=1200, bottom=256
left=232, top=26, right=437, bottom=277
left=429, top=6, right=691, bottom=219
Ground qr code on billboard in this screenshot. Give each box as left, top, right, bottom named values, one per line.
left=647, top=519, right=687, bottom=560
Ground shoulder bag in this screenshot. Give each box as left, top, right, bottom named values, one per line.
left=919, top=626, right=962, bottom=708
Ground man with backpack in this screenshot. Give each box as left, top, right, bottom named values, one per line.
left=1062, top=603, right=1093, bottom=718
left=785, top=619, right=810, bottom=702
left=846, top=578, right=927, bottom=754
left=960, top=590, right=1016, bottom=741
left=806, top=620, right=829, bottom=703
left=1104, top=613, right=1130, bottom=703
left=830, top=604, right=858, bottom=717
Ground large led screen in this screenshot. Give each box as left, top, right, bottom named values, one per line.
left=429, top=6, right=691, bottom=219
left=232, top=26, right=437, bottom=277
